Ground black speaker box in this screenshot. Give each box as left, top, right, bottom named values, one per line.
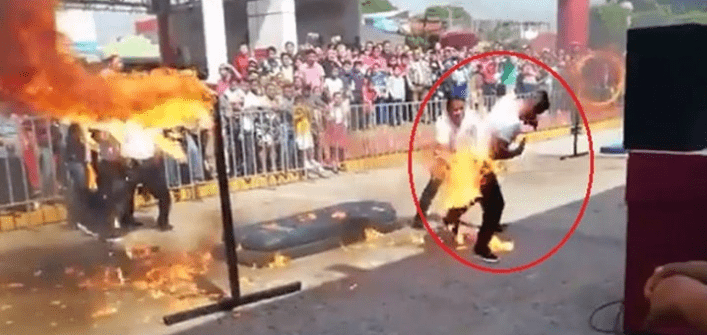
left=624, top=24, right=707, bottom=151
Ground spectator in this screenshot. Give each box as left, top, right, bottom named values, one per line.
left=296, top=49, right=326, bottom=93
left=387, top=66, right=406, bottom=126
left=363, top=44, right=386, bottom=72
left=223, top=78, right=245, bottom=113
left=369, top=64, right=389, bottom=125
left=279, top=53, right=295, bottom=84
left=293, top=95, right=323, bottom=177
left=325, top=92, right=349, bottom=173
left=349, top=60, right=366, bottom=104
left=409, top=48, right=431, bottom=102
left=324, top=66, right=344, bottom=101
left=293, top=76, right=305, bottom=96
left=340, top=60, right=355, bottom=99
left=261, top=46, right=281, bottom=76
left=233, top=43, right=250, bottom=78
left=284, top=41, right=296, bottom=58
left=321, top=48, right=340, bottom=78
left=216, top=64, right=239, bottom=95
left=382, top=40, right=394, bottom=62
left=516, top=63, right=538, bottom=94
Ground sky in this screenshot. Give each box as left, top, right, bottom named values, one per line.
left=388, top=0, right=607, bottom=29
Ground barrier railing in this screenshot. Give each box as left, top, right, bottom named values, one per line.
left=0, top=88, right=623, bottom=214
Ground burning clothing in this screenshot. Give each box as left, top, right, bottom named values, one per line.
left=486, top=93, right=524, bottom=144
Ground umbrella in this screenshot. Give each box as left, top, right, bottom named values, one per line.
left=103, top=35, right=160, bottom=59
left=440, top=30, right=479, bottom=50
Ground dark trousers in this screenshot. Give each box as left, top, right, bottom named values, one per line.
left=415, top=172, right=504, bottom=253
left=97, top=160, right=127, bottom=232
left=120, top=157, right=171, bottom=228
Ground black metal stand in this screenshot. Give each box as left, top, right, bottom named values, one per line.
left=560, top=110, right=589, bottom=161
left=163, top=97, right=301, bottom=326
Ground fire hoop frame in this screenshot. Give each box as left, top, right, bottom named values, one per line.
left=162, top=97, right=302, bottom=326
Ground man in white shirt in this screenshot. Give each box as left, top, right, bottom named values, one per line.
left=413, top=90, right=550, bottom=263
left=118, top=122, right=173, bottom=232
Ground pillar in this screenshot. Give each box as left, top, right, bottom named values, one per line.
left=557, top=0, right=589, bottom=51
left=201, top=0, right=229, bottom=85
left=247, top=0, right=298, bottom=51
left=155, top=0, right=175, bottom=66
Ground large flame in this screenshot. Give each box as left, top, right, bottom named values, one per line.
left=437, top=147, right=496, bottom=211
left=0, top=0, right=214, bottom=136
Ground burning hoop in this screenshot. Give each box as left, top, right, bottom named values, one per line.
left=570, top=50, right=625, bottom=109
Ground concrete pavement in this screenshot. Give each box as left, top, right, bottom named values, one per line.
left=0, top=128, right=627, bottom=335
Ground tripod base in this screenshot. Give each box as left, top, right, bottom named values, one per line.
left=163, top=281, right=302, bottom=325
left=559, top=151, right=589, bottom=160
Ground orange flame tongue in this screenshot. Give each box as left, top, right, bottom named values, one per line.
left=0, top=0, right=214, bottom=126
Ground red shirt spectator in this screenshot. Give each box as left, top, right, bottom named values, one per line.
left=233, top=44, right=250, bottom=78
left=482, top=60, right=498, bottom=84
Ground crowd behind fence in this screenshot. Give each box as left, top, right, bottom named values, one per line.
left=0, top=87, right=620, bottom=212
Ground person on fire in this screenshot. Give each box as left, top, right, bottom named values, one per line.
left=412, top=90, right=550, bottom=263
left=117, top=122, right=173, bottom=232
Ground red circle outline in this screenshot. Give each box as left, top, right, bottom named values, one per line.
left=407, top=51, right=594, bottom=274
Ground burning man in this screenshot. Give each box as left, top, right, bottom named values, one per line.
left=412, top=90, right=550, bottom=263
left=118, top=122, right=173, bottom=232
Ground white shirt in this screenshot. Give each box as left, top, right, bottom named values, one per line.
left=486, top=93, right=524, bottom=143
left=387, top=75, right=406, bottom=100
left=121, top=122, right=156, bottom=160
left=324, top=78, right=344, bottom=96
left=434, top=108, right=481, bottom=151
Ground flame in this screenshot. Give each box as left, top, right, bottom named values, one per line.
left=489, top=235, right=514, bottom=253
left=437, top=147, right=496, bottom=211
left=267, top=253, right=291, bottom=269
left=364, top=227, right=384, bottom=242
left=0, top=0, right=214, bottom=161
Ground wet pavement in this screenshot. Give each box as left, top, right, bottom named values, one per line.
left=0, top=129, right=627, bottom=335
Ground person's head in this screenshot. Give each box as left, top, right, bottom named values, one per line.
left=400, top=54, right=410, bottom=65
left=393, top=66, right=403, bottom=77
left=294, top=55, right=304, bottom=68
left=373, top=44, right=382, bottom=57
left=265, top=83, right=278, bottom=99
left=388, top=56, right=399, bottom=68
left=69, top=123, right=82, bottom=140
left=330, top=66, right=341, bottom=78
left=282, top=84, right=295, bottom=99
left=383, top=40, right=392, bottom=54
left=267, top=46, right=277, bottom=59
left=332, top=91, right=343, bottom=105
left=353, top=60, right=363, bottom=72
left=229, top=79, right=240, bottom=91
left=285, top=41, right=295, bottom=55
left=343, top=60, right=353, bottom=72
left=446, top=98, right=465, bottom=127
left=365, top=41, right=374, bottom=53
left=240, top=44, right=249, bottom=55
left=106, top=55, right=123, bottom=71
left=337, top=43, right=347, bottom=58
left=327, top=48, right=337, bottom=60
left=302, top=85, right=312, bottom=97
left=281, top=53, right=293, bottom=66
left=395, top=44, right=404, bottom=55
left=519, top=90, right=550, bottom=129
left=305, top=50, right=317, bottom=65
left=219, top=64, right=234, bottom=80
left=293, top=76, right=304, bottom=89
left=247, top=59, right=259, bottom=71
left=413, top=48, right=422, bottom=61
left=370, top=63, right=380, bottom=73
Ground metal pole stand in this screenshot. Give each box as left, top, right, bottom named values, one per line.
left=163, top=97, right=301, bottom=326
left=560, top=107, right=589, bottom=161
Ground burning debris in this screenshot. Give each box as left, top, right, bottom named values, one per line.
left=91, top=306, right=118, bottom=319
left=267, top=253, right=291, bottom=269
left=364, top=227, right=384, bottom=242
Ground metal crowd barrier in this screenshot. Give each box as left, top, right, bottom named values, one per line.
left=0, top=88, right=623, bottom=212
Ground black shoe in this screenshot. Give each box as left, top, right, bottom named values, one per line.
left=474, top=249, right=500, bottom=264
left=494, top=224, right=509, bottom=233
left=411, top=216, right=425, bottom=229
left=157, top=224, right=174, bottom=232
left=123, top=219, right=144, bottom=229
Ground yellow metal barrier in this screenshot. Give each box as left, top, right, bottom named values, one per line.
left=0, top=118, right=621, bottom=232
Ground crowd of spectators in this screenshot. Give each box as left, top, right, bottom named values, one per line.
left=212, top=38, right=592, bottom=178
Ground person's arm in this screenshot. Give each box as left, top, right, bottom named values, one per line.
left=646, top=261, right=707, bottom=297
left=489, top=135, right=525, bottom=160
left=645, top=274, right=707, bottom=333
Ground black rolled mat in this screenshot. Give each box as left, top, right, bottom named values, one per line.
left=231, top=201, right=400, bottom=267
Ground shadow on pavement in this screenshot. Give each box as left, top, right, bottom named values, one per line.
left=175, top=186, right=627, bottom=335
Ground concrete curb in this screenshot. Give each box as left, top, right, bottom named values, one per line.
left=0, top=117, right=622, bottom=232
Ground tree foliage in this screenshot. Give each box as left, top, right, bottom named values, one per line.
left=590, top=3, right=630, bottom=51
left=360, top=0, right=397, bottom=14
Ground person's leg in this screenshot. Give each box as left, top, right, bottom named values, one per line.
left=143, top=158, right=172, bottom=230
left=412, top=176, right=444, bottom=228
left=474, top=172, right=504, bottom=262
